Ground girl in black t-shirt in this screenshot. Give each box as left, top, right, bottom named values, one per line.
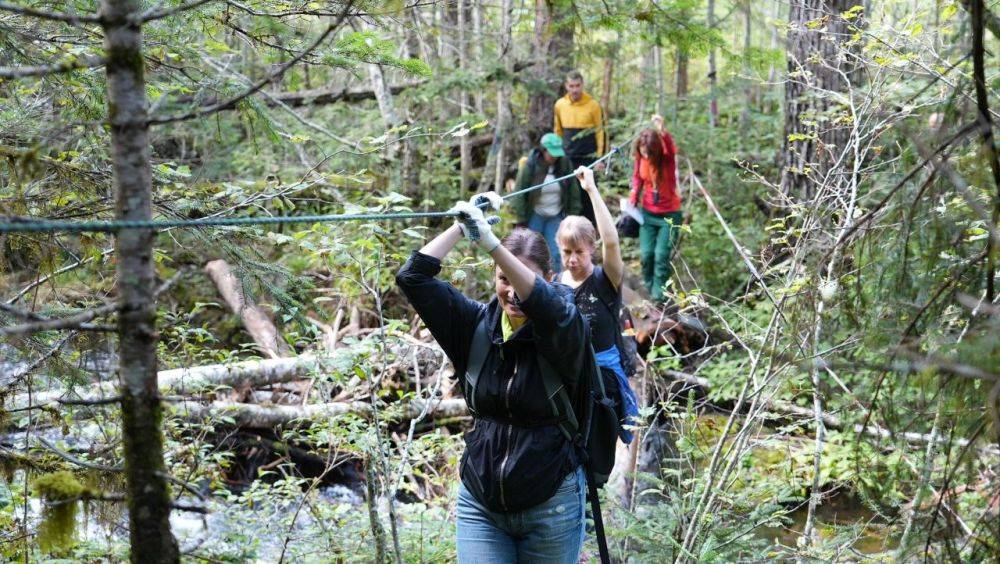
left=557, top=168, right=639, bottom=442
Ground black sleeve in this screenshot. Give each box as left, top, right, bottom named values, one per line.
left=395, top=251, right=486, bottom=375
left=518, top=276, right=589, bottom=390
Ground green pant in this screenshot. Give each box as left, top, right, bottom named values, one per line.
left=639, top=210, right=682, bottom=301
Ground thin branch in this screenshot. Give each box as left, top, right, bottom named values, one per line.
left=0, top=302, right=43, bottom=320
left=158, top=471, right=207, bottom=501
left=57, top=395, right=123, bottom=406
left=138, top=0, right=215, bottom=22
left=0, top=1, right=101, bottom=24
left=35, top=435, right=123, bottom=472
left=0, top=301, right=121, bottom=336
left=0, top=55, right=105, bottom=79
left=6, top=332, right=75, bottom=382
left=148, top=3, right=352, bottom=125
left=5, top=248, right=113, bottom=305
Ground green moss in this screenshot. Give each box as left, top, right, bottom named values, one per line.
left=37, top=503, right=78, bottom=555
left=32, top=471, right=91, bottom=501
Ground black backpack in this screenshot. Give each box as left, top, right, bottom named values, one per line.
left=466, top=316, right=619, bottom=564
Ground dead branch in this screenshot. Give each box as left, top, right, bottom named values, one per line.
left=203, top=260, right=291, bottom=359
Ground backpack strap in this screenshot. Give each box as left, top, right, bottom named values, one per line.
left=538, top=342, right=612, bottom=564
left=591, top=267, right=636, bottom=378
left=537, top=353, right=578, bottom=442
left=465, top=315, right=492, bottom=416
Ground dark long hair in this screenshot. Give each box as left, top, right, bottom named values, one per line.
left=501, top=228, right=552, bottom=274
left=634, top=128, right=665, bottom=190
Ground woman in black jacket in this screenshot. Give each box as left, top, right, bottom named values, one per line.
left=395, top=194, right=591, bottom=563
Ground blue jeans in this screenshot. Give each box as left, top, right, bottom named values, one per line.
left=456, top=467, right=586, bottom=564
left=527, top=212, right=565, bottom=273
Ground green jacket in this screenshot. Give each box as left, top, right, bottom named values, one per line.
left=511, top=148, right=582, bottom=224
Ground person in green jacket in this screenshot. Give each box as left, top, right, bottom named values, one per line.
left=511, top=133, right=581, bottom=272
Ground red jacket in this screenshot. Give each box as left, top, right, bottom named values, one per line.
left=629, top=131, right=680, bottom=215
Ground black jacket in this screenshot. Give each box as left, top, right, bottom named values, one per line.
left=396, top=251, right=590, bottom=513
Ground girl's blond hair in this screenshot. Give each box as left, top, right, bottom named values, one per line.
left=557, top=215, right=597, bottom=250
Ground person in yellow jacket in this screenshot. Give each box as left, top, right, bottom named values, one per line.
left=554, top=70, right=608, bottom=226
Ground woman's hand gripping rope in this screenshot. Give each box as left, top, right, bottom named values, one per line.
left=451, top=192, right=503, bottom=252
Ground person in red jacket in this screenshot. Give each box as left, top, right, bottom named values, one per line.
left=629, top=114, right=682, bottom=302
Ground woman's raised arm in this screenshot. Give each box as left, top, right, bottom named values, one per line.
left=576, top=167, right=624, bottom=289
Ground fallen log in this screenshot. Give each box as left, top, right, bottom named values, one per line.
left=6, top=354, right=330, bottom=410
left=8, top=335, right=446, bottom=411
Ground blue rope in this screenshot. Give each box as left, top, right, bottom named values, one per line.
left=0, top=132, right=638, bottom=234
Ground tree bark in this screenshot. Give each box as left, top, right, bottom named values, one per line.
left=478, top=0, right=515, bottom=193
left=101, top=0, right=178, bottom=560
left=458, top=0, right=472, bottom=193
left=600, top=36, right=617, bottom=115
left=472, top=0, right=485, bottom=113
left=707, top=0, right=719, bottom=127
left=741, top=0, right=753, bottom=123
left=674, top=47, right=688, bottom=100
left=780, top=0, right=860, bottom=200
left=970, top=0, right=1000, bottom=302
left=527, top=0, right=575, bottom=141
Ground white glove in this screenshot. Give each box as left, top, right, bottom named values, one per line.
left=451, top=201, right=501, bottom=252
left=469, top=191, right=503, bottom=212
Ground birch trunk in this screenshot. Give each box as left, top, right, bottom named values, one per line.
left=101, top=0, right=178, bottom=559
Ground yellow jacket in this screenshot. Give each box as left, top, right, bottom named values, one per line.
left=553, top=92, right=606, bottom=158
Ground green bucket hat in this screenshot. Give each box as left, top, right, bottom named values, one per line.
left=540, top=132, right=565, bottom=157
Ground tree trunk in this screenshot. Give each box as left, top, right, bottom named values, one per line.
left=780, top=0, right=859, bottom=200
left=458, top=0, right=472, bottom=192
left=478, top=0, right=515, bottom=193
left=741, top=0, right=753, bottom=123
left=527, top=0, right=575, bottom=142
left=600, top=36, right=617, bottom=115
left=970, top=0, right=1000, bottom=302
left=674, top=47, right=688, bottom=100
left=367, top=64, right=400, bottom=130
left=707, top=0, right=719, bottom=127
left=472, top=0, right=485, bottom=113
left=101, top=0, right=178, bottom=560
